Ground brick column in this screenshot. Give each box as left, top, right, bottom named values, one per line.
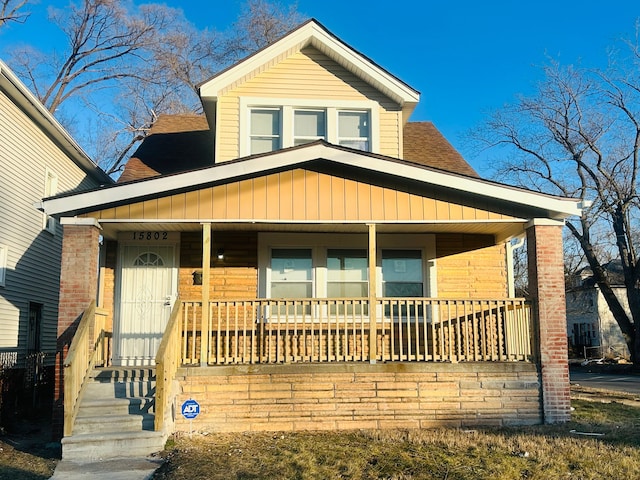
left=526, top=220, right=570, bottom=423
left=52, top=219, right=101, bottom=439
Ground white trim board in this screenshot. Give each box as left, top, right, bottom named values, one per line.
left=39, top=142, right=583, bottom=219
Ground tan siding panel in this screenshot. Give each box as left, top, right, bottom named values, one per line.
left=225, top=183, right=240, bottom=219
left=253, top=177, right=267, bottom=219
left=199, top=188, right=213, bottom=219
left=278, top=171, right=293, bottom=219
left=305, top=171, right=319, bottom=220
left=129, top=201, right=144, bottom=219
left=396, top=191, right=411, bottom=220
left=170, top=193, right=186, bottom=218
left=330, top=177, right=345, bottom=220
left=357, top=182, right=371, bottom=219
left=344, top=178, right=358, bottom=220
left=370, top=185, right=385, bottom=219
left=238, top=179, right=253, bottom=218
left=318, top=174, right=332, bottom=219
left=265, top=174, right=281, bottom=220
left=383, top=188, right=397, bottom=220
left=115, top=204, right=131, bottom=219
left=212, top=185, right=226, bottom=218
left=183, top=191, right=198, bottom=218
left=156, top=196, right=172, bottom=218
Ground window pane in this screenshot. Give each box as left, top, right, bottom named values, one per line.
left=271, top=282, right=312, bottom=298
left=338, top=111, right=368, bottom=137
left=251, top=109, right=279, bottom=135
left=339, top=139, right=369, bottom=151
left=251, top=137, right=280, bottom=154
left=294, top=110, right=325, bottom=137
left=382, top=250, right=423, bottom=298
left=327, top=249, right=367, bottom=282
left=271, top=249, right=312, bottom=282
left=327, top=282, right=368, bottom=297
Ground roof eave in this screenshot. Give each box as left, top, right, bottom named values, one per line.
left=42, top=142, right=582, bottom=220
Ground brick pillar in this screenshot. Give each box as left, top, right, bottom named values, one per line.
left=52, top=219, right=101, bottom=439
left=526, top=220, right=570, bottom=423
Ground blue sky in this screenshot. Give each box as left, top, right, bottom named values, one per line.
left=1, top=0, right=639, bottom=174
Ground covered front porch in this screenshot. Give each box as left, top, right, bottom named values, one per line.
left=42, top=143, right=580, bottom=438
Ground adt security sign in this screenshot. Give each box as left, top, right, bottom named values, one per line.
left=181, top=399, right=200, bottom=419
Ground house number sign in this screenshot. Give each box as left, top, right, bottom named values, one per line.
left=130, top=231, right=170, bottom=241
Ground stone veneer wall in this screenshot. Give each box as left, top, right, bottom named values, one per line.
left=174, top=363, right=541, bottom=433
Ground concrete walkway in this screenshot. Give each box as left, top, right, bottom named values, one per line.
left=50, top=456, right=163, bottom=479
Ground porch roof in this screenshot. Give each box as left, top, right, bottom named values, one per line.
left=40, top=142, right=583, bottom=225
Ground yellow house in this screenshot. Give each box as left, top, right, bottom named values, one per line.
left=41, top=20, right=582, bottom=460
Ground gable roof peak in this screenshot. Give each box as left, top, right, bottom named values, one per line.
left=198, top=18, right=419, bottom=108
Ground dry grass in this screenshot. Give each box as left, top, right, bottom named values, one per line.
left=0, top=418, right=58, bottom=480
left=152, top=398, right=640, bottom=480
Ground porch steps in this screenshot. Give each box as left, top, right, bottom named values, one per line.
left=61, top=367, right=167, bottom=461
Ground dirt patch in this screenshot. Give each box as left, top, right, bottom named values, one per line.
left=0, top=418, right=59, bottom=480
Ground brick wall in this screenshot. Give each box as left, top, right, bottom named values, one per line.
left=437, top=235, right=508, bottom=298
left=53, top=222, right=101, bottom=438
left=179, top=231, right=258, bottom=301
left=527, top=222, right=570, bottom=423
left=174, top=363, right=541, bottom=433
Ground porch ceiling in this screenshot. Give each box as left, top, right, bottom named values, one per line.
left=97, top=219, right=527, bottom=243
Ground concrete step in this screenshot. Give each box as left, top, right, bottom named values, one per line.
left=76, top=395, right=155, bottom=416
left=61, top=430, right=166, bottom=461
left=62, top=367, right=163, bottom=461
left=73, top=413, right=155, bottom=434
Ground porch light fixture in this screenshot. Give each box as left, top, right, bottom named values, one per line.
left=192, top=270, right=203, bottom=285
left=217, top=248, right=225, bottom=260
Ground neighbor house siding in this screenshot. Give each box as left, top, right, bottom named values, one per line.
left=0, top=90, right=101, bottom=367
left=83, top=170, right=517, bottom=223
left=216, top=47, right=402, bottom=162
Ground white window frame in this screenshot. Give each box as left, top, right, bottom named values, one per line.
left=0, top=244, right=7, bottom=287
left=240, top=97, right=380, bottom=157
left=257, top=232, right=436, bottom=301
left=43, top=168, right=59, bottom=234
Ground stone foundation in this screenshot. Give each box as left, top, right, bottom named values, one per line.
left=174, top=362, right=541, bottom=433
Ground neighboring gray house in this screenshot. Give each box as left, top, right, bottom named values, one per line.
left=0, top=59, right=112, bottom=414
left=566, top=260, right=631, bottom=360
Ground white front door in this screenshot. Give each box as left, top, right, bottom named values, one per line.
left=114, top=244, right=177, bottom=366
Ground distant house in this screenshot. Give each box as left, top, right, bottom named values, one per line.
left=40, top=20, right=582, bottom=454
left=566, top=261, right=631, bottom=360
left=0, top=60, right=112, bottom=416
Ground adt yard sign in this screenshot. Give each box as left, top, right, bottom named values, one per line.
left=181, top=399, right=200, bottom=419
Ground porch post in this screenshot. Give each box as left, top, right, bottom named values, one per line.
left=200, top=223, right=211, bottom=366
left=526, top=219, right=570, bottom=423
left=368, top=223, right=377, bottom=363
left=53, top=218, right=102, bottom=439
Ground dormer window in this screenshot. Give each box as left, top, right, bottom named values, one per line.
left=338, top=111, right=369, bottom=151
left=293, top=109, right=326, bottom=146
left=242, top=98, right=378, bottom=157
left=250, top=108, right=281, bottom=154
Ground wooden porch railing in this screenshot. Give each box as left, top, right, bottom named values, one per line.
left=178, top=298, right=531, bottom=366
left=63, top=301, right=108, bottom=437
left=155, top=299, right=183, bottom=433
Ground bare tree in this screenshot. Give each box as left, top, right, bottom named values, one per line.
left=474, top=42, right=640, bottom=363
left=8, top=0, right=304, bottom=174
left=0, top=0, right=29, bottom=28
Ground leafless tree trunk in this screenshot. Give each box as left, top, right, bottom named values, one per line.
left=474, top=46, right=640, bottom=363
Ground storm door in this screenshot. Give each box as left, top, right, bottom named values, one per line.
left=114, top=243, right=177, bottom=366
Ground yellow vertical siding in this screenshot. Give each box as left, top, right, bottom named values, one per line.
left=85, top=169, right=516, bottom=223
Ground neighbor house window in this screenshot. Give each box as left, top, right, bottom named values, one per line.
left=0, top=244, right=7, bottom=287
left=338, top=111, right=370, bottom=151
left=250, top=108, right=281, bottom=154
left=43, top=169, right=59, bottom=234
